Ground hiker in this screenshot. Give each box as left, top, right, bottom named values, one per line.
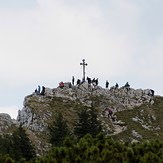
left=92, top=78, right=95, bottom=83
left=150, top=89, right=154, bottom=96
left=59, top=82, right=64, bottom=88
left=106, top=80, right=109, bottom=88
left=40, top=86, right=45, bottom=95
left=72, top=76, right=75, bottom=85
left=104, top=107, right=113, bottom=117
left=124, top=82, right=130, bottom=87
left=115, top=83, right=119, bottom=89
left=87, top=77, right=92, bottom=88
left=124, top=82, right=130, bottom=91
left=69, top=82, right=72, bottom=88
left=92, top=78, right=98, bottom=87
left=108, top=108, right=116, bottom=122
left=108, top=108, right=113, bottom=116
left=38, top=85, right=41, bottom=94
left=95, top=78, right=98, bottom=86
left=87, top=77, right=91, bottom=84
left=35, top=89, right=37, bottom=94
left=77, top=79, right=81, bottom=85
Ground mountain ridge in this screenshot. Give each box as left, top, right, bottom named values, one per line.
left=0, top=81, right=162, bottom=155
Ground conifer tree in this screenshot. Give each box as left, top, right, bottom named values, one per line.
left=0, top=134, right=13, bottom=156
left=89, top=107, right=102, bottom=137
left=12, top=125, right=36, bottom=161
left=49, top=112, right=70, bottom=147
left=74, top=108, right=90, bottom=139
left=74, top=107, right=102, bottom=139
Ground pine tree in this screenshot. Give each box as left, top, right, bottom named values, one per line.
left=89, top=107, right=102, bottom=137
left=49, top=112, right=70, bottom=147
left=74, top=108, right=91, bottom=139
left=0, top=134, right=13, bottom=156
left=74, top=107, right=102, bottom=139
left=12, top=125, right=36, bottom=161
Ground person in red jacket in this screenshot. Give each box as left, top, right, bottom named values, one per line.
left=59, top=82, right=64, bottom=88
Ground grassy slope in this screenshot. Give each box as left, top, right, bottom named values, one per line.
left=114, top=96, right=163, bottom=142
left=25, top=94, right=163, bottom=149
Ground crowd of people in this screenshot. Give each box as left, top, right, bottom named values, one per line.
left=35, top=85, right=45, bottom=95
left=34, top=76, right=154, bottom=97
left=69, top=76, right=131, bottom=92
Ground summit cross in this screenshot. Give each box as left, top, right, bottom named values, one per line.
left=80, top=59, right=88, bottom=82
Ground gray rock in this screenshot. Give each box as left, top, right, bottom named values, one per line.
left=132, top=130, right=142, bottom=139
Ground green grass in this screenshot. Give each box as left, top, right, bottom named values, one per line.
left=114, top=96, right=163, bottom=142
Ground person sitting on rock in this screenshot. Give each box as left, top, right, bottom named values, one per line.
left=35, top=89, right=37, bottom=94
left=115, top=83, right=119, bottom=89
left=87, top=77, right=91, bottom=84
left=92, top=78, right=98, bottom=87
left=150, top=89, right=154, bottom=96
left=77, top=79, right=81, bottom=85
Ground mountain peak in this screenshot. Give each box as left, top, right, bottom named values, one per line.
left=1, top=81, right=160, bottom=155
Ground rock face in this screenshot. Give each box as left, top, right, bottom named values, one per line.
left=0, top=113, right=16, bottom=133
left=0, top=82, right=157, bottom=155
left=17, top=83, right=154, bottom=131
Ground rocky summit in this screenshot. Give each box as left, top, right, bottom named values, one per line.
left=1, top=82, right=163, bottom=155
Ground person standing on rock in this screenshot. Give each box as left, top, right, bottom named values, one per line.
left=40, top=86, right=45, bottom=95
left=37, top=85, right=41, bottom=94
left=72, top=76, right=75, bottom=85
left=95, top=78, right=98, bottom=86
left=106, top=80, right=109, bottom=88
left=115, top=83, right=119, bottom=89
left=124, top=82, right=130, bottom=91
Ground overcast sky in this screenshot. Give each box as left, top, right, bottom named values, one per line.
left=0, top=0, right=163, bottom=119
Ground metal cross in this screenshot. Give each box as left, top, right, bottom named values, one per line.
left=80, top=59, right=88, bottom=82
